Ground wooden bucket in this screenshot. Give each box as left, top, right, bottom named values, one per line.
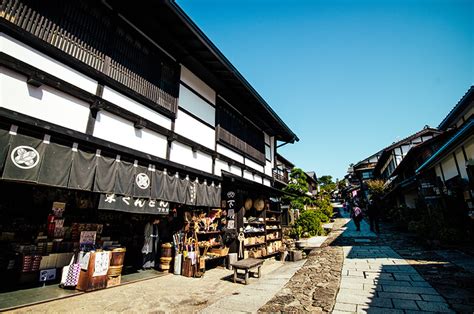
left=160, top=257, right=173, bottom=272
left=107, top=265, right=123, bottom=277
left=161, top=243, right=173, bottom=258
left=110, top=248, right=126, bottom=266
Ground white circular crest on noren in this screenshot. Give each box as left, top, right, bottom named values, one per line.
left=11, top=145, right=40, bottom=169
left=136, top=173, right=150, bottom=189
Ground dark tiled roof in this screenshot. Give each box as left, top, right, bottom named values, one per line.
left=438, top=86, right=474, bottom=131
left=373, top=127, right=442, bottom=175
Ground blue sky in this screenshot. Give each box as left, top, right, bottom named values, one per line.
left=177, top=0, right=473, bottom=180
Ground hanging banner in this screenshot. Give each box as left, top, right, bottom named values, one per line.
left=132, top=165, right=151, bottom=198
left=2, top=134, right=45, bottom=183
left=68, top=150, right=97, bottom=190
left=98, top=193, right=169, bottom=215
left=196, top=181, right=210, bottom=206
left=185, top=181, right=197, bottom=205
left=114, top=160, right=135, bottom=196
left=93, top=156, right=118, bottom=193
left=0, top=129, right=11, bottom=173
left=38, top=143, right=73, bottom=187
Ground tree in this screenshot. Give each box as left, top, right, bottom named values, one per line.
left=366, top=179, right=385, bottom=197
left=319, top=175, right=337, bottom=194
left=282, top=168, right=312, bottom=210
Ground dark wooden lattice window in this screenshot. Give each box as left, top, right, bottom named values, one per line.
left=1, top=0, right=179, bottom=115
left=216, top=100, right=265, bottom=163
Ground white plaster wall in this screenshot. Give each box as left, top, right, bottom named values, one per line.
left=230, top=165, right=241, bottom=176
left=217, top=144, right=244, bottom=164
left=245, top=158, right=264, bottom=173
left=441, top=155, right=458, bottom=181
left=435, top=164, right=443, bottom=180
left=401, top=145, right=411, bottom=154
left=395, top=155, right=403, bottom=166
left=264, top=135, right=275, bottom=176
left=412, top=137, right=422, bottom=144
left=464, top=137, right=474, bottom=160
left=178, top=84, right=215, bottom=126
left=455, top=149, right=468, bottom=180
left=263, top=178, right=271, bottom=187
left=254, top=174, right=263, bottom=184
left=243, top=170, right=253, bottom=181
left=93, top=111, right=167, bottom=158
left=174, top=110, right=215, bottom=149
left=421, top=135, right=433, bottom=142
left=102, top=86, right=172, bottom=129
left=0, top=33, right=97, bottom=94
left=265, top=160, right=273, bottom=177
left=1, top=67, right=90, bottom=133
left=169, top=141, right=213, bottom=173
left=463, top=105, right=474, bottom=121
left=368, top=156, right=377, bottom=163
left=180, top=66, right=215, bottom=104
left=214, top=159, right=228, bottom=177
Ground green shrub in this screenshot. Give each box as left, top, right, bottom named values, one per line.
left=292, top=210, right=324, bottom=238
left=314, top=197, right=333, bottom=220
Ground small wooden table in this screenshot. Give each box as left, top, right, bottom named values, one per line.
left=230, top=258, right=264, bottom=285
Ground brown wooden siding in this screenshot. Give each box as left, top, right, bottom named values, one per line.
left=217, top=126, right=265, bottom=164
left=1, top=0, right=179, bottom=115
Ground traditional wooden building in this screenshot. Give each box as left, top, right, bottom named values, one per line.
left=373, top=127, right=442, bottom=181
left=415, top=86, right=474, bottom=217
left=0, top=0, right=298, bottom=294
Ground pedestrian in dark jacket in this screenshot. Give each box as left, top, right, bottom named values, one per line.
left=352, top=204, right=363, bottom=231
left=368, top=196, right=381, bottom=233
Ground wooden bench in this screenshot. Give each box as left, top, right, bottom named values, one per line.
left=230, top=258, right=264, bottom=285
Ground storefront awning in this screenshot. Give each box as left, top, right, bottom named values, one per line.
left=0, top=129, right=221, bottom=211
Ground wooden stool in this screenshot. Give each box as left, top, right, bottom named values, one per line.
left=230, top=258, right=264, bottom=285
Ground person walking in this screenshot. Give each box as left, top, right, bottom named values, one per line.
left=352, top=203, right=363, bottom=231
left=368, top=196, right=381, bottom=233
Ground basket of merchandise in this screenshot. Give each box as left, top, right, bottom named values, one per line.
left=209, top=247, right=229, bottom=256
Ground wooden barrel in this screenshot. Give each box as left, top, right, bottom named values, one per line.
left=160, top=243, right=173, bottom=272
left=161, top=243, right=172, bottom=257
left=160, top=257, right=172, bottom=271
left=110, top=248, right=126, bottom=266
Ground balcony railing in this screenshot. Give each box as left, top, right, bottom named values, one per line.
left=1, top=0, right=178, bottom=115
left=273, top=169, right=289, bottom=184
left=217, top=126, right=265, bottom=164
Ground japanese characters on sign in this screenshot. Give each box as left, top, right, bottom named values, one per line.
left=225, top=191, right=236, bottom=229
left=98, top=194, right=170, bottom=215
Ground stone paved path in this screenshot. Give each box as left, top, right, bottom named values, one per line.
left=259, top=216, right=347, bottom=313
left=334, top=207, right=474, bottom=313
left=8, top=259, right=292, bottom=313
left=334, top=246, right=453, bottom=313
left=201, top=259, right=305, bottom=313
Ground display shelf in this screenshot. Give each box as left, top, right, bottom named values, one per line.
left=266, top=210, right=282, bottom=215
left=244, top=242, right=266, bottom=248
left=264, top=220, right=280, bottom=224
left=243, top=230, right=265, bottom=234
left=203, top=255, right=226, bottom=261
left=266, top=237, right=282, bottom=242
left=266, top=228, right=282, bottom=232
left=197, top=230, right=224, bottom=235
left=260, top=251, right=280, bottom=258
left=198, top=243, right=221, bottom=248
left=243, top=221, right=265, bottom=225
